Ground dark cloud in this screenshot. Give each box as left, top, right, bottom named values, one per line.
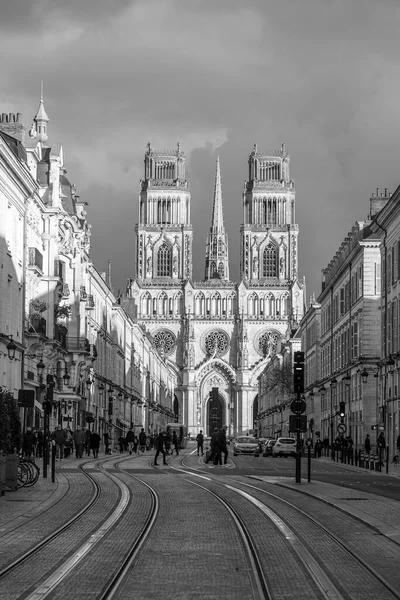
left=2, top=0, right=400, bottom=299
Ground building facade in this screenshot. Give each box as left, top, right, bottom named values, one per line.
left=125, top=142, right=305, bottom=436
left=298, top=191, right=389, bottom=449
left=370, top=185, right=400, bottom=455
left=0, top=93, right=176, bottom=443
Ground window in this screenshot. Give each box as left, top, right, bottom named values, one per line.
left=157, top=243, right=171, bottom=277
left=28, top=247, right=43, bottom=272
left=262, top=243, right=277, bottom=277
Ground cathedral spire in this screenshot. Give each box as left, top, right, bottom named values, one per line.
left=34, top=81, right=49, bottom=143
left=204, top=155, right=230, bottom=281
left=211, top=154, right=224, bottom=232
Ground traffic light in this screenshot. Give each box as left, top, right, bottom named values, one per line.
left=339, top=401, right=345, bottom=421
left=293, top=351, right=305, bottom=395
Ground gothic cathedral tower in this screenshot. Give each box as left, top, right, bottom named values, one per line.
left=135, top=142, right=192, bottom=282
left=204, top=156, right=230, bottom=281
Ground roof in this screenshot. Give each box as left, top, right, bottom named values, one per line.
left=0, top=131, right=27, bottom=162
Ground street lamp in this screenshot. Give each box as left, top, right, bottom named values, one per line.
left=6, top=336, right=17, bottom=360
left=63, top=369, right=71, bottom=385
left=361, top=367, right=369, bottom=385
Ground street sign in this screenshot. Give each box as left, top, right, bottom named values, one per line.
left=289, top=415, right=307, bottom=432
left=337, top=423, right=346, bottom=434
left=290, top=399, right=306, bottom=415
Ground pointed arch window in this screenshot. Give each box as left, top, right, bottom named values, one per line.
left=218, top=262, right=224, bottom=278
left=262, top=243, right=277, bottom=277
left=157, top=243, right=171, bottom=277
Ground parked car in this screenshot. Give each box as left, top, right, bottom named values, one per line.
left=272, top=437, right=296, bottom=457
left=262, top=439, right=276, bottom=456
left=233, top=436, right=260, bottom=456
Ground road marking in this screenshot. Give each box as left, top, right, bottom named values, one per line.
left=26, top=472, right=130, bottom=600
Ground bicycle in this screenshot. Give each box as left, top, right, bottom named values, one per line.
left=18, top=456, right=40, bottom=488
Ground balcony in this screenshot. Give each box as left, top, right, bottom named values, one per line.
left=66, top=336, right=90, bottom=353
left=86, top=295, right=95, bottom=309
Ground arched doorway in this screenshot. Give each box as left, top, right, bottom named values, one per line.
left=207, top=393, right=224, bottom=436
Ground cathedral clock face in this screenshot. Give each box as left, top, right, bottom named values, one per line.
left=203, top=329, right=230, bottom=357
left=153, top=329, right=176, bottom=356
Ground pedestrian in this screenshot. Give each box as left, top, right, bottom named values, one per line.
left=315, top=438, right=322, bottom=458
left=205, top=427, right=222, bottom=465
left=138, top=428, right=147, bottom=454
left=52, top=425, right=67, bottom=461
left=36, top=428, right=44, bottom=458
left=84, top=428, right=91, bottom=455
left=64, top=427, right=73, bottom=458
left=364, top=433, right=371, bottom=456
left=377, top=431, right=386, bottom=467
left=22, top=427, right=37, bottom=459
left=118, top=434, right=125, bottom=453
left=172, top=431, right=180, bottom=455
left=125, top=427, right=135, bottom=454
left=397, top=433, right=400, bottom=454
left=165, top=427, right=172, bottom=455
left=103, top=432, right=110, bottom=455
left=154, top=431, right=167, bottom=465
left=133, top=434, right=139, bottom=453
left=196, top=430, right=204, bottom=456
left=322, top=436, right=329, bottom=457
left=90, top=430, right=101, bottom=458
left=73, top=425, right=85, bottom=458
left=219, top=426, right=229, bottom=465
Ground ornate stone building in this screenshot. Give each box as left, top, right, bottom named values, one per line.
left=125, top=142, right=305, bottom=436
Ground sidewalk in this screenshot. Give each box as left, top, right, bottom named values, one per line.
left=315, top=454, right=400, bottom=477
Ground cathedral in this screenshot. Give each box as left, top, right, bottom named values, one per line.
left=125, top=142, right=305, bottom=436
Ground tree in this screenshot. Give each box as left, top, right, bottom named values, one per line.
left=0, top=389, right=22, bottom=454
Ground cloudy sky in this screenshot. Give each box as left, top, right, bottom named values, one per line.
left=1, top=0, right=400, bottom=301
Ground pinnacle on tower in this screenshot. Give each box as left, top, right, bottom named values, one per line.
left=211, top=154, right=224, bottom=232
left=34, top=81, right=49, bottom=143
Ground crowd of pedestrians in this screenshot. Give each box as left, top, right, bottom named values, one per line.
left=204, top=426, right=229, bottom=466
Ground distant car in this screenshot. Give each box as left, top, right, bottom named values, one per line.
left=262, top=439, right=276, bottom=456
left=233, top=436, right=260, bottom=456
left=272, top=437, right=296, bottom=458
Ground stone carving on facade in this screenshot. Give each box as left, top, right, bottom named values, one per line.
left=291, top=234, right=297, bottom=278
left=255, top=329, right=281, bottom=357
left=147, top=256, right=152, bottom=275
left=203, top=329, right=230, bottom=357
left=26, top=198, right=42, bottom=234
left=189, top=345, right=194, bottom=368
left=172, top=256, right=178, bottom=275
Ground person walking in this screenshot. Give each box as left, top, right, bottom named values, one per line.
left=84, top=428, right=91, bottom=456
left=133, top=434, right=139, bottom=453
left=219, top=426, right=229, bottom=465
left=22, top=427, right=37, bottom=459
left=322, top=436, right=329, bottom=457
left=138, top=428, right=147, bottom=454
left=36, top=428, right=44, bottom=458
left=165, top=427, right=172, bottom=455
left=172, top=431, right=180, bottom=455
left=196, top=430, right=204, bottom=456
left=397, top=433, right=400, bottom=455
left=364, top=433, right=371, bottom=456
left=52, top=425, right=67, bottom=461
left=64, top=427, right=73, bottom=458
left=205, top=428, right=222, bottom=466
left=125, top=427, right=135, bottom=454
left=377, top=431, right=386, bottom=467
left=103, top=431, right=110, bottom=455
left=118, top=434, right=125, bottom=454
left=73, top=425, right=85, bottom=458
left=154, top=431, right=167, bottom=465
left=90, top=430, right=101, bottom=458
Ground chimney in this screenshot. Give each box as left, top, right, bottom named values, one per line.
left=0, top=113, right=26, bottom=144
left=370, top=187, right=391, bottom=218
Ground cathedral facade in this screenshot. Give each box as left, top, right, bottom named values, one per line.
left=125, top=142, right=305, bottom=436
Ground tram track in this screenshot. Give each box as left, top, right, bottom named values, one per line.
left=177, top=454, right=400, bottom=600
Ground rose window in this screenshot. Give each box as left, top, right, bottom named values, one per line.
left=204, top=329, right=229, bottom=357
left=153, top=329, right=176, bottom=356
left=256, top=330, right=280, bottom=357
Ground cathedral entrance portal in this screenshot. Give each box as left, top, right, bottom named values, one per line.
left=207, top=392, right=224, bottom=436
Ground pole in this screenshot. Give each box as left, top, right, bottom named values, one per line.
left=51, top=440, right=56, bottom=483
left=296, top=427, right=301, bottom=483
left=307, top=443, right=311, bottom=482
left=43, top=410, right=49, bottom=478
